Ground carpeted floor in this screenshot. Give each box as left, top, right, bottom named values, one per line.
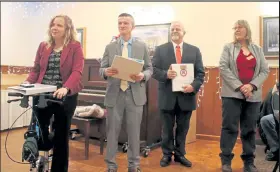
left=255, top=145, right=278, bottom=172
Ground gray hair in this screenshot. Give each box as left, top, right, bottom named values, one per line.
left=233, top=20, right=252, bottom=44
left=170, top=21, right=186, bottom=34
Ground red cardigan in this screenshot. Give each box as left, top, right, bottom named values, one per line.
left=27, top=41, right=84, bottom=95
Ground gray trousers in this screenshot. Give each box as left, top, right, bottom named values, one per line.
left=260, top=114, right=279, bottom=152
left=105, top=89, right=143, bottom=170
left=220, top=97, right=261, bottom=165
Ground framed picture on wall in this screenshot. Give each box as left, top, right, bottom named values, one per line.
left=132, top=23, right=171, bottom=57
left=76, top=27, right=86, bottom=57
left=260, top=16, right=279, bottom=59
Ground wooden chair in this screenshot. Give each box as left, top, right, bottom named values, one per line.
left=71, top=116, right=106, bottom=160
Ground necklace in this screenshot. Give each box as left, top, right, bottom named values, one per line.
left=54, top=46, right=63, bottom=52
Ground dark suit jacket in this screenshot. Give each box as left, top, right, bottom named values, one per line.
left=257, top=83, right=279, bottom=147
left=152, top=42, right=205, bottom=111
left=26, top=41, right=84, bottom=95
left=258, top=83, right=279, bottom=122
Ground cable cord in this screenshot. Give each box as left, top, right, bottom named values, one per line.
left=4, top=106, right=32, bottom=164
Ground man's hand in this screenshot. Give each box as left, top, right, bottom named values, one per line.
left=105, top=67, right=118, bottom=76
left=182, top=84, right=194, bottom=93
left=130, top=72, right=144, bottom=82
left=167, top=65, right=177, bottom=79
left=53, top=87, right=68, bottom=99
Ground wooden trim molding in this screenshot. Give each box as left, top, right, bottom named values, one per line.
left=1, top=65, right=32, bottom=74
left=196, top=134, right=242, bottom=144
left=1, top=64, right=278, bottom=142
left=1, top=65, right=277, bottom=74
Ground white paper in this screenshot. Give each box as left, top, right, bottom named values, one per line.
left=171, top=64, right=194, bottom=92
left=111, top=55, right=144, bottom=82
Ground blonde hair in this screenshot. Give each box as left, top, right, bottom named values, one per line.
left=47, top=14, right=78, bottom=47
left=233, top=20, right=252, bottom=44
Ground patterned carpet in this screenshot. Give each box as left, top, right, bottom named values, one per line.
left=255, top=145, right=278, bottom=172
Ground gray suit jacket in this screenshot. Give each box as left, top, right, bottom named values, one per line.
left=99, top=38, right=153, bottom=107
left=152, top=42, right=205, bottom=111
left=219, top=42, right=269, bottom=102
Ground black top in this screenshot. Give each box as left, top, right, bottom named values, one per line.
left=41, top=50, right=63, bottom=88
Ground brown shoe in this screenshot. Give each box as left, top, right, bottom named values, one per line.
left=128, top=167, right=141, bottom=172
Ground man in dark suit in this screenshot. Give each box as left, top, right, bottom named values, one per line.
left=152, top=21, right=205, bottom=168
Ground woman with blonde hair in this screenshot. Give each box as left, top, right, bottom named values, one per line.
left=219, top=20, right=269, bottom=172
left=24, top=14, right=84, bottom=172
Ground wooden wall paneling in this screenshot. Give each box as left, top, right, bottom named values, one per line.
left=196, top=67, right=279, bottom=142
left=1, top=65, right=278, bottom=142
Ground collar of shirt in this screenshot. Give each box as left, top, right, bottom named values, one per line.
left=120, top=36, right=134, bottom=85
left=120, top=36, right=133, bottom=45
left=172, top=41, right=183, bottom=56
left=120, top=36, right=133, bottom=58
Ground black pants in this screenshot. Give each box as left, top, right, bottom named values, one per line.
left=33, top=94, right=77, bottom=172
left=220, top=97, right=261, bottom=165
left=160, top=100, right=192, bottom=157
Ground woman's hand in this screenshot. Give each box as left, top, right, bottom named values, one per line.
left=53, top=87, right=68, bottom=99
left=240, top=84, right=253, bottom=98
left=240, top=84, right=253, bottom=93
left=22, top=81, right=30, bottom=84
left=240, top=84, right=254, bottom=98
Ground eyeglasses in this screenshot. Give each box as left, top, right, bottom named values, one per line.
left=232, top=26, right=244, bottom=30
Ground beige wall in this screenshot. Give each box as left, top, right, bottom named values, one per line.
left=1, top=2, right=279, bottom=66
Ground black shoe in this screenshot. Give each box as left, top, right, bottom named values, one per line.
left=266, top=152, right=278, bottom=161
left=222, top=164, right=232, bottom=172
left=174, top=156, right=192, bottom=167
left=266, top=149, right=279, bottom=161
left=243, top=164, right=258, bottom=172
left=160, top=156, right=172, bottom=167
